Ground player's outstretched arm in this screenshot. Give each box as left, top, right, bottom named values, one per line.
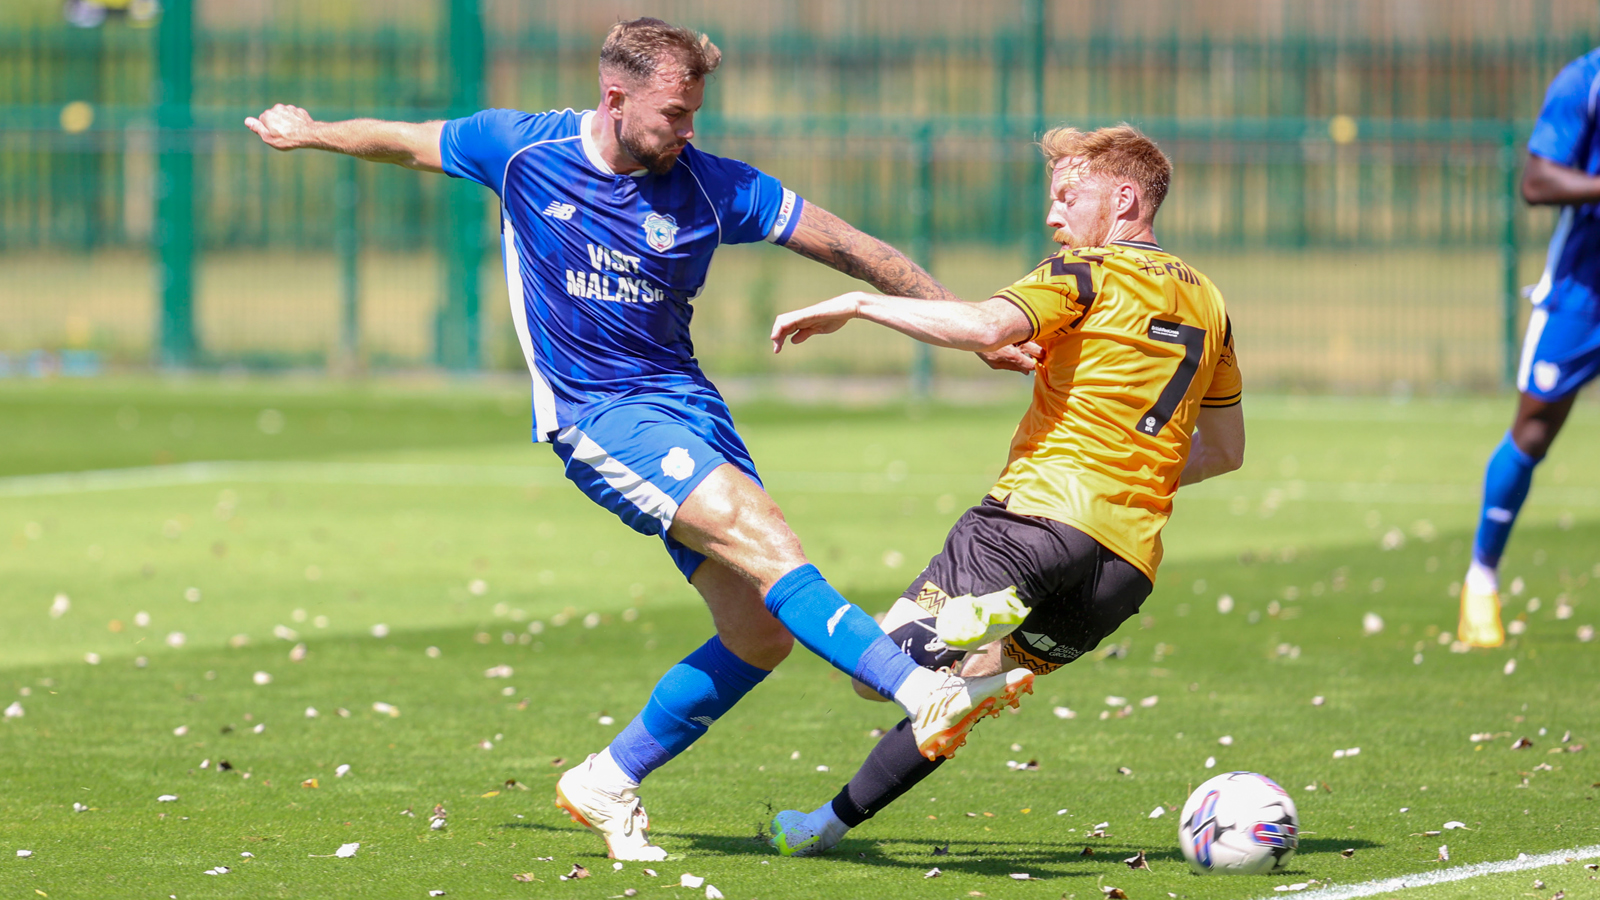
left=771, top=290, right=1032, bottom=355
left=1179, top=404, right=1246, bottom=487
left=781, top=202, right=1040, bottom=373
left=245, top=104, right=445, bottom=173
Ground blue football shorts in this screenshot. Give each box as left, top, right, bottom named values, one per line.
left=550, top=390, right=761, bottom=581
left=1516, top=303, right=1600, bottom=402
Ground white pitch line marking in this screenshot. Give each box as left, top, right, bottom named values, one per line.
left=0, top=463, right=1598, bottom=508
left=1247, top=843, right=1600, bottom=900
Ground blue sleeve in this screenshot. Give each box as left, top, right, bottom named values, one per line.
left=689, top=152, right=805, bottom=246
left=1529, top=59, right=1599, bottom=167
left=439, top=108, right=558, bottom=194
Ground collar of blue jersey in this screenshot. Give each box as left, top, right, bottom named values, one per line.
left=579, top=110, right=648, bottom=179
left=1111, top=239, right=1163, bottom=251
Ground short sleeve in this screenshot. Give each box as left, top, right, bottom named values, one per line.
left=439, top=108, right=556, bottom=193
left=682, top=151, right=805, bottom=246
left=1201, top=316, right=1243, bottom=408
left=1528, top=58, right=1599, bottom=167
left=994, top=255, right=1094, bottom=342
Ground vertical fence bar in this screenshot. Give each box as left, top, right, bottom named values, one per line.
left=437, top=0, right=485, bottom=371
left=336, top=155, right=361, bottom=369
left=910, top=123, right=934, bottom=398
left=155, top=0, right=196, bottom=367
left=1500, top=123, right=1521, bottom=387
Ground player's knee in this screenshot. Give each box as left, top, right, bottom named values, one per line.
left=851, top=677, right=892, bottom=702
left=1510, top=420, right=1557, bottom=459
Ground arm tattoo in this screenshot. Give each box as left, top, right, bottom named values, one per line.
left=785, top=203, right=961, bottom=302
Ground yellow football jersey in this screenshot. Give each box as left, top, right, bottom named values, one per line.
left=989, top=239, right=1242, bottom=581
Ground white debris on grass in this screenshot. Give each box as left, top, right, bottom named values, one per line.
left=1053, top=706, right=1076, bottom=719
left=157, top=794, right=178, bottom=802
left=1503, top=659, right=1517, bottom=676
left=17, top=850, right=33, bottom=858
left=1205, top=756, right=1217, bottom=768
left=335, top=842, right=360, bottom=858
left=679, top=873, right=705, bottom=889
left=166, top=632, right=186, bottom=647
left=49, top=594, right=70, bottom=618
left=484, top=665, right=513, bottom=679
left=1362, top=612, right=1384, bottom=636
left=4, top=702, right=22, bottom=719
left=335, top=764, right=351, bottom=777
left=1149, top=806, right=1165, bottom=818
left=371, top=624, right=390, bottom=638
left=173, top=725, right=188, bottom=736
left=1218, top=735, right=1234, bottom=746
left=372, top=702, right=399, bottom=717
left=705, top=886, right=724, bottom=900
left=305, top=707, right=319, bottom=718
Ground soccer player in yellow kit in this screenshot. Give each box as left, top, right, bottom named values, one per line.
left=764, top=124, right=1246, bottom=856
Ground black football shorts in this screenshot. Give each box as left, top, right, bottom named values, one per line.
left=885, top=495, right=1152, bottom=676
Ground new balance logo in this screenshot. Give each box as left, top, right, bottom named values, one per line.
left=543, top=201, right=576, bottom=220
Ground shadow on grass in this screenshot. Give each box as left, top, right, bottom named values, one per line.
left=503, top=820, right=1383, bottom=878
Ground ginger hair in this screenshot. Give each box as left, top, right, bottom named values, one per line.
left=1038, top=124, right=1172, bottom=220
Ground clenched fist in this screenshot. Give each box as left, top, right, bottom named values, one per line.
left=245, top=104, right=317, bottom=151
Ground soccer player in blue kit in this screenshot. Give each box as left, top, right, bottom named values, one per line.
left=1459, top=48, right=1600, bottom=647
left=245, top=17, right=1034, bottom=859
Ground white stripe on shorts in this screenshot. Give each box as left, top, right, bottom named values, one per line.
left=1515, top=306, right=1550, bottom=393
left=555, top=425, right=680, bottom=533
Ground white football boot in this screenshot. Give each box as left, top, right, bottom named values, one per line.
left=935, top=585, right=1029, bottom=651
left=554, top=754, right=669, bottom=861
left=909, top=667, right=1034, bottom=760
left=770, top=807, right=848, bottom=857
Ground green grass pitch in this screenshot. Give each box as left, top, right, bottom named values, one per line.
left=1, top=380, right=1597, bottom=899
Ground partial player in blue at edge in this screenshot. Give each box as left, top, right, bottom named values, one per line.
left=245, top=17, right=1036, bottom=860
left=1459, top=47, right=1600, bottom=647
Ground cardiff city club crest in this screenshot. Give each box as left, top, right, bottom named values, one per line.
left=643, top=212, right=679, bottom=252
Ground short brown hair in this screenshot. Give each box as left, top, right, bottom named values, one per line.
left=1038, top=124, right=1172, bottom=220
left=600, top=17, right=722, bottom=84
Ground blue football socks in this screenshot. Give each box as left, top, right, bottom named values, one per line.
left=763, top=564, right=921, bottom=699
left=1472, top=432, right=1540, bottom=569
left=608, top=635, right=769, bottom=784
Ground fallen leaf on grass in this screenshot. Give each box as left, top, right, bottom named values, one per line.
left=1080, top=846, right=1094, bottom=856
left=504, top=778, right=528, bottom=791
left=1438, top=844, right=1449, bottom=861
left=642, top=868, right=657, bottom=877
left=512, top=873, right=541, bottom=883
left=560, top=865, right=590, bottom=881
left=1341, top=848, right=1356, bottom=858
left=1103, top=887, right=1129, bottom=899
left=301, top=779, right=319, bottom=789
left=1512, top=737, right=1534, bottom=750
left=549, top=757, right=566, bottom=767
left=1125, top=850, right=1149, bottom=870
left=1117, top=766, right=1133, bottom=776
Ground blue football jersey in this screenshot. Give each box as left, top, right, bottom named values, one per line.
left=1528, top=48, right=1600, bottom=315
left=439, top=108, right=805, bottom=439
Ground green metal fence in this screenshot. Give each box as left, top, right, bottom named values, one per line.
left=0, top=0, right=1592, bottom=391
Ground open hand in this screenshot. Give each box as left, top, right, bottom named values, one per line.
left=976, top=341, right=1042, bottom=374
left=770, top=293, right=864, bottom=354
left=245, top=104, right=316, bottom=151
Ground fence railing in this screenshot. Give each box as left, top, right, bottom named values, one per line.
left=0, top=0, right=1585, bottom=390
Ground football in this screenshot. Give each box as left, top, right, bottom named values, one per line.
left=1178, top=771, right=1300, bottom=875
